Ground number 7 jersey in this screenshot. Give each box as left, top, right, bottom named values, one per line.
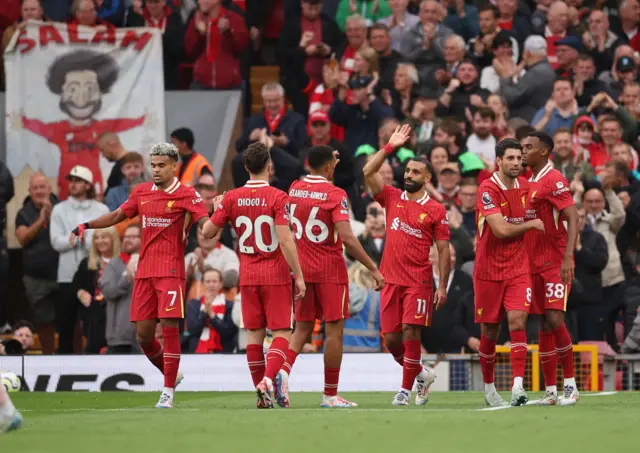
left=210, top=180, right=292, bottom=286
left=289, top=175, right=350, bottom=284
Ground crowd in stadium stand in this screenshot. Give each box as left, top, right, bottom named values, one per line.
left=0, top=0, right=640, bottom=358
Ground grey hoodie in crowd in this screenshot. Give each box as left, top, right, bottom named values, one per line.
left=99, top=255, right=139, bottom=349
left=49, top=197, right=109, bottom=283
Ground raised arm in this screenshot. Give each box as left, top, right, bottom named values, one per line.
left=362, top=124, right=411, bottom=195
left=335, top=221, right=384, bottom=290
left=69, top=209, right=128, bottom=246
left=484, top=213, right=545, bottom=239
left=275, top=224, right=306, bottom=299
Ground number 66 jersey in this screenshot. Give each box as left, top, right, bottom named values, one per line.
left=210, top=180, right=292, bottom=286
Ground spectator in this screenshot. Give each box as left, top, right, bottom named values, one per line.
left=532, top=77, right=579, bottom=135
left=486, top=94, right=509, bottom=137
left=50, top=165, right=109, bottom=354
left=329, top=75, right=394, bottom=153
left=437, top=162, right=461, bottom=204
left=170, top=127, right=214, bottom=187
left=15, top=172, right=58, bottom=355
left=68, top=0, right=116, bottom=28
left=542, top=1, right=572, bottom=70
left=406, top=87, right=437, bottom=145
left=581, top=184, right=627, bottom=351
left=616, top=0, right=640, bottom=48
left=469, top=4, right=519, bottom=70
left=12, top=321, right=35, bottom=353
left=104, top=152, right=145, bottom=211
left=574, top=54, right=610, bottom=107
left=276, top=0, right=342, bottom=87
left=370, top=24, right=406, bottom=91
left=353, top=201, right=386, bottom=265
left=245, top=0, right=285, bottom=66
left=236, top=83, right=308, bottom=157
left=574, top=203, right=609, bottom=341
left=496, top=0, right=532, bottom=44
left=73, top=227, right=120, bottom=353
left=598, top=45, right=638, bottom=95
left=336, top=0, right=391, bottom=31
left=343, top=261, right=382, bottom=352
left=94, top=0, right=125, bottom=26
left=377, top=0, right=419, bottom=56
left=466, top=107, right=497, bottom=169
left=552, top=127, right=596, bottom=182
left=126, top=0, right=185, bottom=90
left=481, top=31, right=523, bottom=94
left=583, top=9, right=626, bottom=73
left=97, top=132, right=130, bottom=196
left=620, top=82, right=640, bottom=122
left=606, top=159, right=639, bottom=194
left=436, top=59, right=490, bottom=119
left=0, top=160, right=13, bottom=332
left=427, top=34, right=465, bottom=90
left=184, top=0, right=248, bottom=90
left=458, top=177, right=477, bottom=237
left=407, top=0, right=453, bottom=62
left=422, top=243, right=472, bottom=353
left=500, top=35, right=555, bottom=122
left=387, top=63, right=419, bottom=119
left=337, top=14, right=369, bottom=76
left=99, top=223, right=141, bottom=354
left=444, top=202, right=475, bottom=264
left=441, top=0, right=479, bottom=42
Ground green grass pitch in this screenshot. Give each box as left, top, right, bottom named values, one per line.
left=5, top=391, right=640, bottom=453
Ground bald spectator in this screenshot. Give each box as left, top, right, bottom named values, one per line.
left=500, top=35, right=555, bottom=122
left=543, top=1, right=572, bottom=69
left=378, top=0, right=420, bottom=56
left=496, top=0, right=532, bottom=44
left=97, top=133, right=129, bottom=196
left=407, top=0, right=454, bottom=61
left=15, top=173, right=59, bottom=354
left=583, top=9, right=626, bottom=73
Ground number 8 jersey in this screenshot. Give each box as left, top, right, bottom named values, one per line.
left=288, top=175, right=350, bottom=284
left=210, top=180, right=292, bottom=286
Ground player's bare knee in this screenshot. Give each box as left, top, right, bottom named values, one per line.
left=324, top=319, right=344, bottom=340
left=247, top=328, right=266, bottom=345
left=481, top=323, right=499, bottom=341
left=271, top=329, right=292, bottom=341
left=384, top=332, right=402, bottom=350
left=545, top=310, right=564, bottom=329
left=540, top=316, right=553, bottom=332
left=401, top=324, right=420, bottom=341
left=135, top=321, right=155, bottom=345
left=507, top=311, right=527, bottom=332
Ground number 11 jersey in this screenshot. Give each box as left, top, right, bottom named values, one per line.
left=289, top=175, right=350, bottom=284
left=210, top=180, right=291, bottom=286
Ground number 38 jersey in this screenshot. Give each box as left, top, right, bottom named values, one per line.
left=289, top=175, right=350, bottom=284
left=210, top=180, right=291, bottom=286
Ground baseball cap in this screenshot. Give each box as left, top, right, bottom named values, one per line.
left=523, top=35, right=547, bottom=53
left=348, top=75, right=373, bottom=90
left=555, top=35, right=583, bottom=53
left=616, top=56, right=636, bottom=73
left=66, top=165, right=93, bottom=184
left=440, top=162, right=461, bottom=174
left=309, top=110, right=330, bottom=124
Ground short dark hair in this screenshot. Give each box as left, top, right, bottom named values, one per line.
left=554, top=127, right=572, bottom=137
left=369, top=23, right=389, bottom=34
left=577, top=53, right=594, bottom=64
left=170, top=127, right=195, bottom=149
left=120, top=151, right=144, bottom=166
left=478, top=3, right=499, bottom=17
left=475, top=106, right=496, bottom=122
left=606, top=160, right=630, bottom=177
left=495, top=138, right=523, bottom=158
left=407, top=156, right=434, bottom=175
left=13, top=320, right=35, bottom=334
left=526, top=130, right=555, bottom=153
left=307, top=145, right=335, bottom=170
left=243, top=142, right=271, bottom=174
left=554, top=76, right=573, bottom=88
left=47, top=49, right=118, bottom=94
left=460, top=177, right=479, bottom=188
left=600, top=115, right=622, bottom=128
left=436, top=118, right=460, bottom=137
left=515, top=125, right=535, bottom=141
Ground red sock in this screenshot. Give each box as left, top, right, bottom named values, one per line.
left=509, top=329, right=528, bottom=380
left=479, top=336, right=497, bottom=384
left=553, top=325, right=575, bottom=379
left=140, top=338, right=164, bottom=374
left=538, top=331, right=557, bottom=388
left=281, top=349, right=298, bottom=376
left=264, top=337, right=289, bottom=381
left=388, top=343, right=405, bottom=366
left=162, top=326, right=180, bottom=389
left=324, top=367, right=340, bottom=397
left=246, top=344, right=265, bottom=387
left=401, top=340, right=422, bottom=390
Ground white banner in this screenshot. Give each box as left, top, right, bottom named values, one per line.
left=3, top=21, right=165, bottom=200
left=0, top=354, right=450, bottom=392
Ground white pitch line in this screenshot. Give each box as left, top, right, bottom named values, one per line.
left=477, top=406, right=513, bottom=412
left=20, top=407, right=472, bottom=413
left=582, top=391, right=618, bottom=397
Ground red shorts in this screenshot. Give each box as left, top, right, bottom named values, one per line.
left=380, top=283, right=433, bottom=334
left=530, top=268, right=571, bottom=315
left=474, top=273, right=531, bottom=324
left=131, top=277, right=186, bottom=322
left=240, top=284, right=293, bottom=331
left=295, top=283, right=349, bottom=323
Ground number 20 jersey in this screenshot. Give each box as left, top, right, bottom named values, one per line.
left=210, top=180, right=291, bottom=286
left=289, top=175, right=350, bottom=284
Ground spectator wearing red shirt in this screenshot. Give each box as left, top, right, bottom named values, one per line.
left=496, top=0, right=531, bottom=44
left=67, top=0, right=116, bottom=29
left=184, top=0, right=248, bottom=90
left=336, top=14, right=368, bottom=77
left=544, top=1, right=570, bottom=69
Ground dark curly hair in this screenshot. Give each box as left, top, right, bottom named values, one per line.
left=46, top=49, right=119, bottom=95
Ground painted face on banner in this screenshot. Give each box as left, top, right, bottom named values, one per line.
left=60, top=70, right=102, bottom=121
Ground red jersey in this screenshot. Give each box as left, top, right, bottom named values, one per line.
left=288, top=175, right=350, bottom=284
left=525, top=163, right=575, bottom=274
left=475, top=173, right=530, bottom=281
left=21, top=115, right=146, bottom=199
left=375, top=185, right=450, bottom=287
left=210, top=180, right=291, bottom=286
left=120, top=178, right=208, bottom=279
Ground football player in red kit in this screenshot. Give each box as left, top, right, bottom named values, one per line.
left=363, top=125, right=452, bottom=406
left=202, top=142, right=305, bottom=409
left=69, top=142, right=209, bottom=409
left=474, top=138, right=544, bottom=407
left=522, top=131, right=579, bottom=406
left=278, top=145, right=385, bottom=409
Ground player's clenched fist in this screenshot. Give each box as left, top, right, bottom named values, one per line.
left=529, top=219, right=545, bottom=232
left=294, top=279, right=306, bottom=300
left=69, top=222, right=89, bottom=246
left=371, top=269, right=385, bottom=291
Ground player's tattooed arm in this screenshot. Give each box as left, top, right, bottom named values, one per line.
left=69, top=209, right=128, bottom=246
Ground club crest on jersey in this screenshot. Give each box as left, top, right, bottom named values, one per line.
left=477, top=308, right=483, bottom=316
left=556, top=181, right=564, bottom=188
left=341, top=197, right=348, bottom=210
left=418, top=212, right=428, bottom=224
left=166, top=200, right=176, bottom=212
